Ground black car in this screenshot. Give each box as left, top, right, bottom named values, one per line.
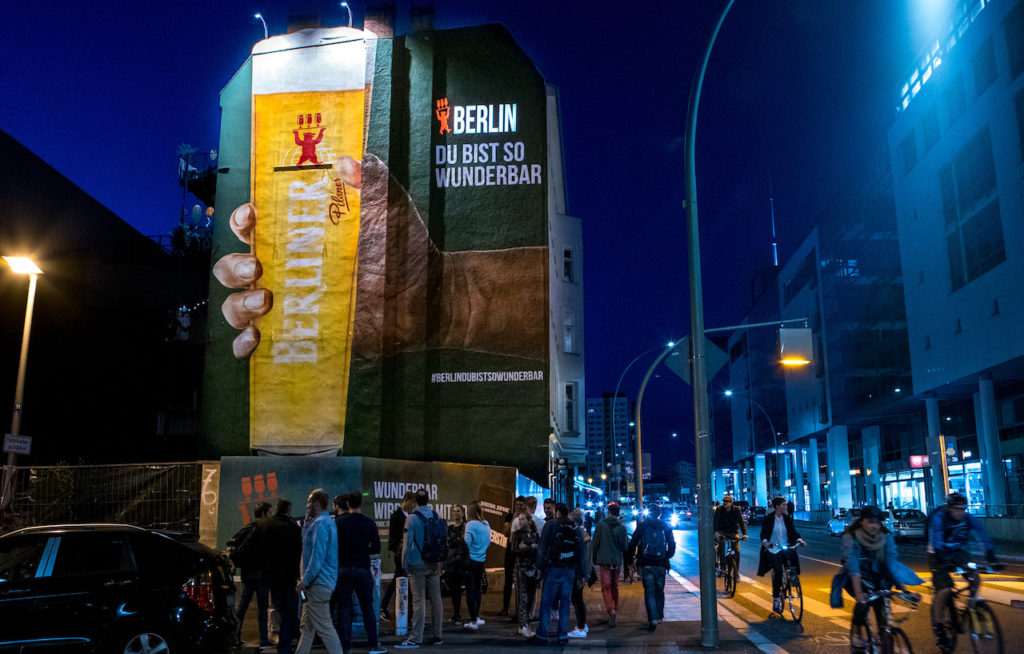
left=0, top=524, right=236, bottom=653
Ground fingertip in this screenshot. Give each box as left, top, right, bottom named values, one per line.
left=334, top=156, right=362, bottom=188
left=233, top=326, right=260, bottom=359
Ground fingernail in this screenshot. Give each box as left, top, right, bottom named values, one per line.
left=235, top=259, right=256, bottom=279
left=244, top=291, right=266, bottom=310
left=233, top=205, right=250, bottom=226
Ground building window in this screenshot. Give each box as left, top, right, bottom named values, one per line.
left=899, top=131, right=918, bottom=176
left=922, top=104, right=940, bottom=153
left=1014, top=91, right=1024, bottom=162
left=943, top=74, right=967, bottom=127
left=565, top=382, right=578, bottom=433
left=942, top=127, right=1004, bottom=291
left=972, top=37, right=997, bottom=95
left=1006, top=1, right=1024, bottom=80
left=563, top=248, right=574, bottom=282
left=563, top=309, right=577, bottom=354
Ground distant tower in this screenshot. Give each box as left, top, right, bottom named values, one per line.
left=769, top=172, right=779, bottom=267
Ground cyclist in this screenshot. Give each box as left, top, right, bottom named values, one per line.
left=928, top=492, right=996, bottom=651
left=840, top=505, right=921, bottom=653
left=713, top=495, right=747, bottom=575
left=757, top=496, right=805, bottom=613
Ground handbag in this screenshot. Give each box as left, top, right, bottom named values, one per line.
left=830, top=566, right=849, bottom=608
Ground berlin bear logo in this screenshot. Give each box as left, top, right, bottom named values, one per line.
left=293, top=113, right=325, bottom=165
left=436, top=98, right=451, bottom=135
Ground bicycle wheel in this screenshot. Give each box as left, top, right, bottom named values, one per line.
left=882, top=627, right=914, bottom=654
left=968, top=601, right=1004, bottom=654
left=935, top=594, right=959, bottom=654
left=729, top=554, right=739, bottom=599
left=723, top=558, right=734, bottom=596
left=786, top=574, right=803, bottom=623
left=851, top=620, right=875, bottom=654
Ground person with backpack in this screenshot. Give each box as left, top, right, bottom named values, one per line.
left=257, top=498, right=302, bottom=654
left=591, top=502, right=628, bottom=627
left=532, top=503, right=585, bottom=646
left=626, top=504, right=675, bottom=631
left=510, top=503, right=542, bottom=638
left=928, top=492, right=997, bottom=651
left=462, top=501, right=490, bottom=630
left=229, top=501, right=272, bottom=649
left=398, top=489, right=447, bottom=649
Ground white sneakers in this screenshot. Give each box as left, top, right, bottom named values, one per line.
left=568, top=625, right=588, bottom=638
left=518, top=625, right=536, bottom=638
left=462, top=617, right=485, bottom=630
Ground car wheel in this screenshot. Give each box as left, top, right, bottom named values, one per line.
left=115, top=627, right=178, bottom=654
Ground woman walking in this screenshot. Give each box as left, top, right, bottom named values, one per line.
left=445, top=504, right=470, bottom=625
left=463, top=501, right=491, bottom=629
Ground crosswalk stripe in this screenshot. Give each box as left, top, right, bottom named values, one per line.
left=740, top=591, right=778, bottom=615
left=717, top=600, right=790, bottom=654
left=796, top=589, right=849, bottom=617
left=720, top=596, right=762, bottom=624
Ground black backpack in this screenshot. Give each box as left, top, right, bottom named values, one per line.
left=415, top=510, right=449, bottom=563
left=550, top=522, right=580, bottom=566
left=227, top=522, right=259, bottom=569
left=641, top=522, right=668, bottom=560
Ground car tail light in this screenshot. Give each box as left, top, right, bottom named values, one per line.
left=183, top=570, right=215, bottom=613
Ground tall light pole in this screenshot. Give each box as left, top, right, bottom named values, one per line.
left=254, top=12, right=268, bottom=40
left=1, top=257, right=43, bottom=521
left=634, top=342, right=680, bottom=508
left=611, top=345, right=665, bottom=501
left=340, top=2, right=353, bottom=28
left=684, top=0, right=735, bottom=646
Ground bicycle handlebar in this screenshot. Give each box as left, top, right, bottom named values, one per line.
left=764, top=540, right=806, bottom=553
left=948, top=562, right=1006, bottom=574
left=862, top=589, right=920, bottom=607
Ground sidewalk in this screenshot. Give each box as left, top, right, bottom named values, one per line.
left=237, top=570, right=763, bottom=653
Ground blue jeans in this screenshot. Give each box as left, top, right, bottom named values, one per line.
left=640, top=565, right=666, bottom=623
left=269, top=583, right=300, bottom=654
left=536, top=567, right=574, bottom=639
left=237, top=580, right=270, bottom=644
left=334, top=566, right=378, bottom=653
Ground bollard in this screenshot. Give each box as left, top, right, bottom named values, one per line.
left=396, top=575, right=409, bottom=636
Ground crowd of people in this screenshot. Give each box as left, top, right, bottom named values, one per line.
left=226, top=489, right=678, bottom=651
left=228, top=486, right=997, bottom=653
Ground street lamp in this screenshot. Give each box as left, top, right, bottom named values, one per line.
left=254, top=13, right=268, bottom=40
left=723, top=390, right=779, bottom=451
left=340, top=2, right=353, bottom=28
left=1, top=257, right=43, bottom=521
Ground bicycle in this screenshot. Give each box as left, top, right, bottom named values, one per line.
left=765, top=541, right=804, bottom=623
left=718, top=537, right=741, bottom=598
left=849, top=586, right=919, bottom=654
left=934, top=562, right=1006, bottom=654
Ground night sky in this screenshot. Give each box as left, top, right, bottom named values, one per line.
left=0, top=1, right=946, bottom=475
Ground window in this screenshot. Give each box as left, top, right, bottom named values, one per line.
left=899, top=131, right=918, bottom=176
left=943, top=74, right=967, bottom=126
left=1015, top=91, right=1024, bottom=162
left=562, top=248, right=574, bottom=282
left=942, top=127, right=1004, bottom=291
left=783, top=251, right=816, bottom=305
left=922, top=104, right=940, bottom=153
left=1006, top=1, right=1024, bottom=80
left=565, top=382, right=578, bottom=433
left=563, top=309, right=577, bottom=354
left=51, top=535, right=135, bottom=577
left=0, top=536, right=48, bottom=582
left=972, top=38, right=997, bottom=95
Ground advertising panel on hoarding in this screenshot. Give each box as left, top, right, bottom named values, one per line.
left=218, top=456, right=514, bottom=571
left=205, top=25, right=551, bottom=481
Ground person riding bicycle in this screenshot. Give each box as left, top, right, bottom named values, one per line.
left=757, top=496, right=804, bottom=613
left=928, top=492, right=996, bottom=651
left=713, top=495, right=747, bottom=576
left=841, top=505, right=922, bottom=653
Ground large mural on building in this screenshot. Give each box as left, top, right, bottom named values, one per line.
left=204, top=25, right=551, bottom=481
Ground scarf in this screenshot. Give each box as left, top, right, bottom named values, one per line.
left=854, top=526, right=886, bottom=552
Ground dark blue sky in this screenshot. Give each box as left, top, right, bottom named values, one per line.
left=0, top=1, right=946, bottom=474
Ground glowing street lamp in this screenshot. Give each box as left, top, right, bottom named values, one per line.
left=254, top=12, right=268, bottom=40
left=1, top=257, right=43, bottom=519
left=340, top=2, right=352, bottom=28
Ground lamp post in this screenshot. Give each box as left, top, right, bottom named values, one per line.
left=724, top=390, right=779, bottom=451
left=610, top=345, right=665, bottom=503
left=684, top=0, right=735, bottom=645
left=1, top=257, right=43, bottom=521
left=340, top=2, right=353, bottom=28
left=254, top=13, right=268, bottom=40
left=634, top=342, right=680, bottom=509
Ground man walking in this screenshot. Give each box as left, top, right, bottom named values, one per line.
left=627, top=504, right=675, bottom=631
left=499, top=496, right=526, bottom=617
left=591, top=502, right=628, bottom=626
left=231, top=502, right=272, bottom=649
left=532, top=503, right=585, bottom=646
left=335, top=490, right=387, bottom=654
left=397, top=489, right=445, bottom=648
left=381, top=492, right=416, bottom=622
left=296, top=489, right=343, bottom=654
left=258, top=498, right=302, bottom=654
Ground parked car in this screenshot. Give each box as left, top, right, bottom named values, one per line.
left=890, top=508, right=927, bottom=541
left=826, top=508, right=895, bottom=536
left=746, top=506, right=766, bottom=527
left=0, top=523, right=237, bottom=653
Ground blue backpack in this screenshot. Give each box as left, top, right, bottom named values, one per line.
left=415, top=510, right=450, bottom=563
left=641, top=522, right=668, bottom=560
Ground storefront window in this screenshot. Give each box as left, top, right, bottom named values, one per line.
left=948, top=462, right=985, bottom=511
